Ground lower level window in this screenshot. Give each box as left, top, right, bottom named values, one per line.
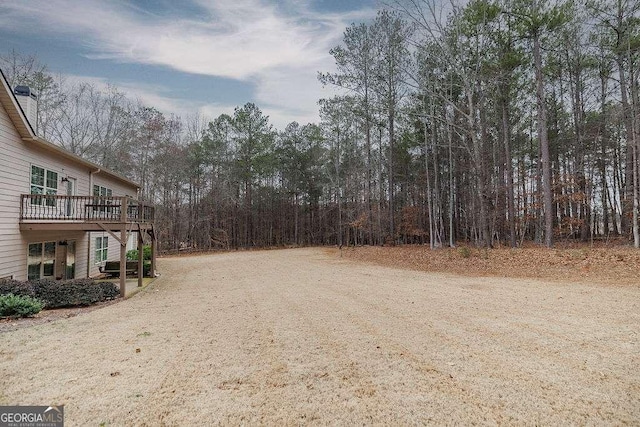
left=95, top=236, right=108, bottom=264
left=28, top=242, right=56, bottom=280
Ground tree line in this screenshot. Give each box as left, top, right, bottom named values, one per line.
left=3, top=0, right=640, bottom=250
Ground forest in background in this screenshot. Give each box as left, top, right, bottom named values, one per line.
left=3, top=0, right=640, bottom=251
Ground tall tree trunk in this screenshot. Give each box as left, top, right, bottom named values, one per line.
left=600, top=69, right=611, bottom=236
left=378, top=126, right=384, bottom=245
left=630, top=56, right=640, bottom=247
left=533, top=32, right=554, bottom=247
left=245, top=179, right=252, bottom=247
left=336, top=128, right=343, bottom=247
left=424, top=122, right=434, bottom=249
left=388, top=97, right=395, bottom=244
left=567, top=49, right=590, bottom=241
left=616, top=46, right=634, bottom=237
left=431, top=100, right=442, bottom=247
left=501, top=91, right=517, bottom=247
left=447, top=121, right=455, bottom=247
left=365, top=88, right=374, bottom=245
left=478, top=94, right=492, bottom=248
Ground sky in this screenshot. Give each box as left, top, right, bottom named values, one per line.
left=0, top=0, right=380, bottom=129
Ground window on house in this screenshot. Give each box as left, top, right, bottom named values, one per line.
left=27, top=241, right=56, bottom=280
left=30, top=166, right=58, bottom=206
left=93, top=185, right=113, bottom=198
left=93, top=185, right=113, bottom=214
left=95, top=236, right=108, bottom=264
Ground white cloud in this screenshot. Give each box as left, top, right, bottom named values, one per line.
left=2, top=0, right=368, bottom=79
left=198, top=102, right=241, bottom=121
left=62, top=72, right=326, bottom=130
left=253, top=63, right=338, bottom=127
left=1, top=0, right=377, bottom=127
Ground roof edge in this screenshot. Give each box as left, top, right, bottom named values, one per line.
left=31, top=136, right=140, bottom=189
left=0, top=68, right=37, bottom=139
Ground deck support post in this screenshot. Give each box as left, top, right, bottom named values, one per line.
left=137, top=229, right=143, bottom=287
left=119, top=198, right=128, bottom=297
left=119, top=229, right=126, bottom=297
left=150, top=227, right=157, bottom=278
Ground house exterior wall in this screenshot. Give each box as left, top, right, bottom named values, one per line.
left=92, top=175, right=137, bottom=199
left=0, top=100, right=27, bottom=279
left=86, top=231, right=137, bottom=277
left=18, top=230, right=88, bottom=280
left=0, top=100, right=139, bottom=281
left=87, top=176, right=138, bottom=277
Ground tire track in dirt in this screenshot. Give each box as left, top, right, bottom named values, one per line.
left=267, top=251, right=639, bottom=424
left=208, top=251, right=505, bottom=423
left=276, top=270, right=507, bottom=424
left=109, top=256, right=259, bottom=425
left=211, top=253, right=389, bottom=424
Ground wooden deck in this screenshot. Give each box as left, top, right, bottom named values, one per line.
left=19, top=194, right=154, bottom=231
left=19, top=194, right=157, bottom=297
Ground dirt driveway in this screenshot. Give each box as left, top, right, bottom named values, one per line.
left=1, top=248, right=638, bottom=425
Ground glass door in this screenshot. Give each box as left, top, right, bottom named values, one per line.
left=65, top=177, right=76, bottom=217
left=66, top=241, right=76, bottom=279
left=27, top=241, right=56, bottom=280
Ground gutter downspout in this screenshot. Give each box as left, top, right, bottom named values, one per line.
left=90, top=168, right=100, bottom=192
left=86, top=168, right=101, bottom=278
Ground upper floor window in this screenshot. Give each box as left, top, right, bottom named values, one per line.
left=93, top=185, right=113, bottom=198
left=93, top=185, right=113, bottom=214
left=30, top=166, right=57, bottom=206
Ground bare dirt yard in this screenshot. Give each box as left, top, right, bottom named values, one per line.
left=1, top=247, right=638, bottom=425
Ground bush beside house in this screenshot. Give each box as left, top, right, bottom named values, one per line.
left=31, top=279, right=120, bottom=308
left=0, top=278, right=119, bottom=312
left=0, top=294, right=43, bottom=317
left=0, top=279, right=33, bottom=297
left=126, top=245, right=152, bottom=277
left=126, top=245, right=152, bottom=261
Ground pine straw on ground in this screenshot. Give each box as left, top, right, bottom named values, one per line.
left=337, top=243, right=640, bottom=287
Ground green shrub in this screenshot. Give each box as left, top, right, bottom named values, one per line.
left=1, top=278, right=120, bottom=310
left=121, top=257, right=152, bottom=277
left=32, top=278, right=119, bottom=308
left=127, top=245, right=152, bottom=261
left=143, top=261, right=151, bottom=277
left=99, top=281, right=120, bottom=300
left=0, top=294, right=43, bottom=317
left=0, top=279, right=35, bottom=298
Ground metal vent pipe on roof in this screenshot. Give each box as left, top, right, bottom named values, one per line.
left=13, top=85, right=38, bottom=134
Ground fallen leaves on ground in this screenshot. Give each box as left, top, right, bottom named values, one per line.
left=336, top=243, right=640, bottom=287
